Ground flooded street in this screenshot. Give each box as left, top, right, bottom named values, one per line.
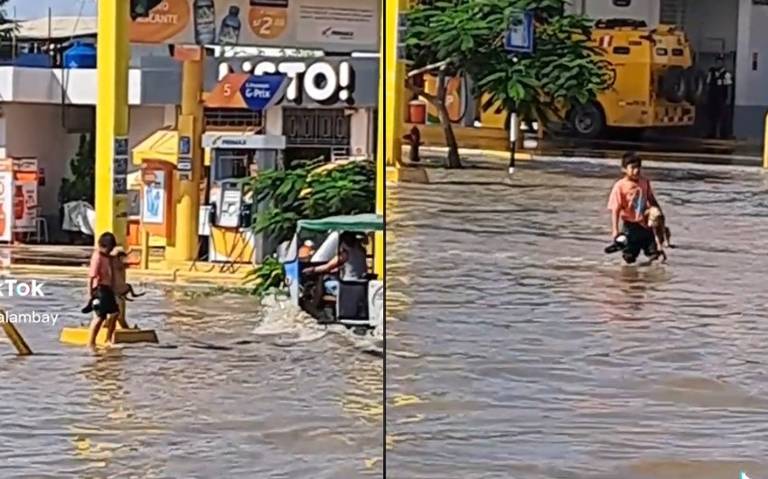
left=387, top=157, right=768, bottom=479
left=0, top=284, right=382, bottom=478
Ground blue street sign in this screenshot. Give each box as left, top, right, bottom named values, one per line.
left=504, top=11, right=535, bottom=54
left=240, top=74, right=288, bottom=111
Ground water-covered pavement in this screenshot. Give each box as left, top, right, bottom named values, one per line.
left=387, top=156, right=768, bottom=479
left=0, top=283, right=382, bottom=478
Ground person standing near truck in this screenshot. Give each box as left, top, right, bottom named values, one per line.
left=706, top=54, right=734, bottom=140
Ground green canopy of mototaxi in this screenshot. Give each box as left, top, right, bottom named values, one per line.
left=296, top=214, right=383, bottom=234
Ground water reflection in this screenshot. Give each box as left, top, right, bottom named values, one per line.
left=0, top=284, right=381, bottom=478
left=387, top=158, right=768, bottom=479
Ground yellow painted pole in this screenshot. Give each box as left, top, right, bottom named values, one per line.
left=385, top=0, right=406, bottom=168
left=95, top=0, right=130, bottom=244
left=763, top=112, right=768, bottom=169
left=2, top=321, right=32, bottom=356
left=385, top=0, right=428, bottom=184
left=375, top=4, right=385, bottom=279
left=166, top=55, right=204, bottom=262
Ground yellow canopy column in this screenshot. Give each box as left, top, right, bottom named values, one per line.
left=386, top=0, right=428, bottom=184
left=375, top=4, right=385, bottom=278
left=95, top=0, right=130, bottom=243
left=166, top=54, right=204, bottom=262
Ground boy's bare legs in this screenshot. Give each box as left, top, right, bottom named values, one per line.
left=104, top=314, right=118, bottom=346
left=116, top=298, right=129, bottom=329
left=88, top=314, right=105, bottom=348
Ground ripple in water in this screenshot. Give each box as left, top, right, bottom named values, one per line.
left=387, top=158, right=768, bottom=479
left=0, top=280, right=382, bottom=478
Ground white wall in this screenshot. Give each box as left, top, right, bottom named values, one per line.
left=682, top=0, right=738, bottom=55
left=570, top=0, right=660, bottom=25
left=1, top=104, right=165, bottom=220
left=734, top=0, right=768, bottom=107
left=3, top=103, right=81, bottom=218
left=0, top=67, right=143, bottom=105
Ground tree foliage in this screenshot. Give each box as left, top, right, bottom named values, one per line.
left=404, top=0, right=613, bottom=165
left=244, top=160, right=375, bottom=297
left=59, top=134, right=95, bottom=205
left=0, top=0, right=16, bottom=41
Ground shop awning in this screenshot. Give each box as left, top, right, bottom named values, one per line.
left=132, top=128, right=179, bottom=166
left=297, top=214, right=383, bottom=233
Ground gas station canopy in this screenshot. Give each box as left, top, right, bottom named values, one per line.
left=129, top=0, right=380, bottom=52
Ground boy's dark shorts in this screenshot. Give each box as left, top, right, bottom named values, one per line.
left=622, top=221, right=659, bottom=264
left=93, top=285, right=119, bottom=319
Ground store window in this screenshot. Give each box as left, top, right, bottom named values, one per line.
left=283, top=108, right=351, bottom=146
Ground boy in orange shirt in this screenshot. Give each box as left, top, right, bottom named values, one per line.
left=84, top=232, right=120, bottom=347
left=606, top=152, right=663, bottom=264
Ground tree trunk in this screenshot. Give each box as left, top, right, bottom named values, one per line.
left=436, top=69, right=462, bottom=169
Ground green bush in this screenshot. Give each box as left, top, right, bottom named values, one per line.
left=245, top=159, right=375, bottom=297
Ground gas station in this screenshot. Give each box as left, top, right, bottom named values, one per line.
left=93, top=0, right=383, bottom=274
left=2, top=0, right=385, bottom=353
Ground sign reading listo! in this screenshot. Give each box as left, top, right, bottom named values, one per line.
left=129, top=0, right=379, bottom=53
left=211, top=60, right=355, bottom=107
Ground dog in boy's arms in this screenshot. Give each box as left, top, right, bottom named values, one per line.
left=645, top=206, right=674, bottom=262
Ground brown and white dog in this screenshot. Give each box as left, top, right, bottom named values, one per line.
left=646, top=206, right=673, bottom=261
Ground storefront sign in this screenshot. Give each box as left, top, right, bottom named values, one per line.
left=202, top=133, right=287, bottom=149
left=212, top=60, right=355, bottom=106
left=129, top=0, right=379, bottom=52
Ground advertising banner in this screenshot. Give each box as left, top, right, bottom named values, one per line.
left=0, top=164, right=12, bottom=243
left=142, top=170, right=166, bottom=224
left=129, top=0, right=379, bottom=52
left=13, top=159, right=38, bottom=234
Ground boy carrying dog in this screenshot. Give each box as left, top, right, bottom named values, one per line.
left=606, top=152, right=666, bottom=264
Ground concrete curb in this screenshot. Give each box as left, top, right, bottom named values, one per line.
left=3, top=264, right=249, bottom=287
left=418, top=146, right=761, bottom=167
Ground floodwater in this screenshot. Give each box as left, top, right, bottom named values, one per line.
left=0, top=284, right=382, bottom=478
left=386, top=156, right=768, bottom=479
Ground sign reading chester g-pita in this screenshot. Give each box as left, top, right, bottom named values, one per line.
left=129, top=0, right=379, bottom=52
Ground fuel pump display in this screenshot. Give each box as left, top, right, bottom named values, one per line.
left=216, top=180, right=245, bottom=228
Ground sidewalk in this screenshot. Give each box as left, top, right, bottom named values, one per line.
left=0, top=245, right=250, bottom=287
left=415, top=146, right=762, bottom=168
left=407, top=123, right=764, bottom=167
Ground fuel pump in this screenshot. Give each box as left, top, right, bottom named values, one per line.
left=202, top=133, right=286, bottom=264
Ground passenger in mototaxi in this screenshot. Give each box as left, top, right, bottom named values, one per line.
left=301, top=232, right=369, bottom=318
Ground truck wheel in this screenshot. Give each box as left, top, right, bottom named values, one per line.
left=569, top=102, right=605, bottom=139
left=684, top=68, right=707, bottom=105
left=661, top=67, right=687, bottom=103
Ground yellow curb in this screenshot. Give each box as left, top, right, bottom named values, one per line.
left=419, top=146, right=533, bottom=160
left=3, top=263, right=249, bottom=286
left=386, top=165, right=429, bottom=184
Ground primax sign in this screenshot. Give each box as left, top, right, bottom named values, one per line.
left=217, top=59, right=356, bottom=105
left=239, top=74, right=287, bottom=111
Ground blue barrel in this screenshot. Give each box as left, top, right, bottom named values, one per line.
left=63, top=42, right=97, bottom=69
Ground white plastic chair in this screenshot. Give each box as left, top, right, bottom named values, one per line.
left=31, top=206, right=48, bottom=243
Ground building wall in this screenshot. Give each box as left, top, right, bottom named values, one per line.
left=0, top=104, right=165, bottom=222
left=569, top=0, right=660, bottom=25
left=734, top=0, right=768, bottom=138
